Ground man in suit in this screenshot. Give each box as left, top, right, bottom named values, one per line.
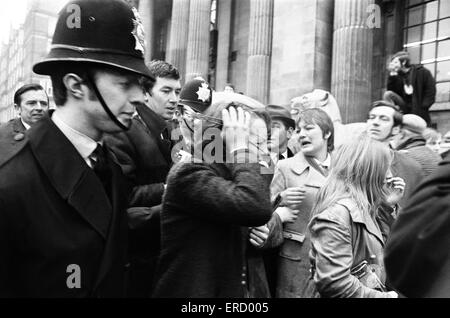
left=266, top=104, right=295, bottom=165
left=0, top=84, right=49, bottom=161
left=0, top=0, right=153, bottom=297
left=104, top=60, right=181, bottom=297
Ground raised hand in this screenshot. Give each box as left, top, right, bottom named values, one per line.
left=221, top=106, right=251, bottom=154
left=384, top=177, right=406, bottom=206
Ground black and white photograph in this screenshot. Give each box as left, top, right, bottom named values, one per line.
left=0, top=0, right=449, bottom=305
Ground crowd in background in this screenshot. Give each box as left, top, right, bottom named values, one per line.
left=0, top=0, right=449, bottom=299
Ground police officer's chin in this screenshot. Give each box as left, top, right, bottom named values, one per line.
left=118, top=117, right=133, bottom=130
left=102, top=116, right=133, bottom=134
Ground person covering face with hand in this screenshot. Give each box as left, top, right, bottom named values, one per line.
left=153, top=100, right=272, bottom=298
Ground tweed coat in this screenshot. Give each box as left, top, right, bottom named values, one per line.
left=152, top=156, right=272, bottom=298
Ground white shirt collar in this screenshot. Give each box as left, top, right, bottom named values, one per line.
left=51, top=112, right=98, bottom=167
left=270, top=150, right=288, bottom=163
left=20, top=118, right=30, bottom=130
left=314, top=153, right=331, bottom=168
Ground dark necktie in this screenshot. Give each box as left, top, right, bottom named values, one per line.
left=90, top=144, right=112, bottom=198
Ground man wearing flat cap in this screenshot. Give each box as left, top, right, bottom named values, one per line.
left=266, top=104, right=295, bottom=165
left=391, top=114, right=441, bottom=177
left=384, top=51, right=436, bottom=125
left=0, top=0, right=152, bottom=297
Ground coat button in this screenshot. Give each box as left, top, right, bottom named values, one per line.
left=14, top=133, right=25, bottom=141
left=242, top=273, right=246, bottom=278
left=241, top=280, right=246, bottom=286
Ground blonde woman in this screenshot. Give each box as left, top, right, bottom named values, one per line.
left=307, top=134, right=405, bottom=298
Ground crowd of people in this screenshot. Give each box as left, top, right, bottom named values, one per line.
left=0, top=0, right=449, bottom=298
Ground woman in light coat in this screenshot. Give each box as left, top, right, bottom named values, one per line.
left=307, top=134, right=404, bottom=298
left=250, top=108, right=334, bottom=298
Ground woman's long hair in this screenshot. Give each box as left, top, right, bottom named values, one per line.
left=311, top=133, right=393, bottom=219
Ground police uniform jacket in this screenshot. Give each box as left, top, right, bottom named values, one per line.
left=0, top=115, right=129, bottom=297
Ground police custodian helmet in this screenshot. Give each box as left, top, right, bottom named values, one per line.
left=33, top=0, right=153, bottom=80
left=179, top=78, right=213, bottom=113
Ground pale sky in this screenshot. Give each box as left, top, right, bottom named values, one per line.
left=0, top=0, right=68, bottom=44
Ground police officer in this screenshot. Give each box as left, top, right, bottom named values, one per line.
left=0, top=0, right=153, bottom=297
left=171, top=77, right=214, bottom=163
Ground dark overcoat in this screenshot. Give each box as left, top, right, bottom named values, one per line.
left=104, top=103, right=173, bottom=297
left=0, top=118, right=26, bottom=163
left=387, top=65, right=436, bottom=124
left=0, top=115, right=129, bottom=297
left=384, top=158, right=450, bottom=298
left=152, top=157, right=272, bottom=298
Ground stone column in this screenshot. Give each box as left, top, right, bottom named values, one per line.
left=185, top=0, right=212, bottom=81
left=215, top=0, right=233, bottom=91
left=138, top=0, right=155, bottom=63
left=246, top=0, right=274, bottom=104
left=331, top=0, right=374, bottom=123
left=167, top=0, right=190, bottom=83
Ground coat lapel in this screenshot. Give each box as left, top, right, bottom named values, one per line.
left=289, top=152, right=309, bottom=175
left=12, top=118, right=26, bottom=134
left=27, top=115, right=112, bottom=240
left=136, top=104, right=172, bottom=163
left=338, top=198, right=385, bottom=246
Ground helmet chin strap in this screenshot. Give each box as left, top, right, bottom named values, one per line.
left=86, top=72, right=130, bottom=131
left=183, top=117, right=195, bottom=133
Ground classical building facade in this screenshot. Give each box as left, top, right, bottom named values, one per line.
left=138, top=0, right=450, bottom=132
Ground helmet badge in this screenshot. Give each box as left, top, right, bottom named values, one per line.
left=131, top=7, right=146, bottom=55
left=196, top=83, right=211, bottom=102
